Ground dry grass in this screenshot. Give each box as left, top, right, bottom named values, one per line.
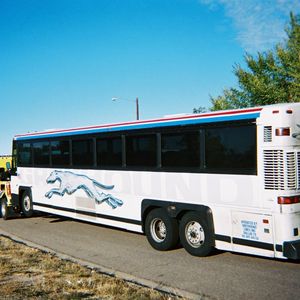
left=0, top=236, right=180, bottom=299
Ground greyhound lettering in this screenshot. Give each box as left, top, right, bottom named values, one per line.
left=45, top=170, right=123, bottom=209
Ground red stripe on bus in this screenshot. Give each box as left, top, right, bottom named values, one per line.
left=15, top=107, right=262, bottom=138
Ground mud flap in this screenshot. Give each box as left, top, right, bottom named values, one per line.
left=283, top=240, right=300, bottom=260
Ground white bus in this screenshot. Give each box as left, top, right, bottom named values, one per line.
left=3, top=103, right=300, bottom=259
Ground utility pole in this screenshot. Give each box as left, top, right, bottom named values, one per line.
left=112, top=97, right=140, bottom=120
left=136, top=97, right=139, bottom=120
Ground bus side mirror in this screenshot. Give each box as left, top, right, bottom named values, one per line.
left=6, top=162, right=11, bottom=170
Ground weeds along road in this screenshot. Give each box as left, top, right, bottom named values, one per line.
left=0, top=215, right=299, bottom=300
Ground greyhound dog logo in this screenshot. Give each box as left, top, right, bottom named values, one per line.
left=45, top=170, right=123, bottom=209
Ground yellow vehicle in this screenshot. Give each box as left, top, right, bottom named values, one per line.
left=0, top=155, right=11, bottom=170
left=0, top=155, right=13, bottom=219
left=0, top=181, right=12, bottom=220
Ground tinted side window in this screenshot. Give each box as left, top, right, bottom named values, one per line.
left=17, top=142, right=32, bottom=166
left=126, top=135, right=157, bottom=167
left=96, top=137, right=122, bottom=167
left=51, top=140, right=70, bottom=166
left=72, top=139, right=94, bottom=167
left=161, top=132, right=200, bottom=168
left=205, top=124, right=256, bottom=173
left=33, top=141, right=50, bottom=166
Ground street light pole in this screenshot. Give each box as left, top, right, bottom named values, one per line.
left=136, top=97, right=139, bottom=120
left=112, top=97, right=140, bottom=120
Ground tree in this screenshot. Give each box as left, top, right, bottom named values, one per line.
left=194, top=13, right=300, bottom=112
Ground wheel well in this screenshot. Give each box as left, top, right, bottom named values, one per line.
left=176, top=209, right=190, bottom=221
left=141, top=199, right=215, bottom=238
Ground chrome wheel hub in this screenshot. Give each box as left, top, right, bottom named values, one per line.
left=150, top=218, right=167, bottom=243
left=185, top=221, right=205, bottom=248
left=23, top=196, right=31, bottom=211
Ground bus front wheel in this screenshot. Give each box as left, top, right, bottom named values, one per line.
left=145, top=208, right=179, bottom=251
left=179, top=211, right=213, bottom=257
left=21, top=191, right=33, bottom=217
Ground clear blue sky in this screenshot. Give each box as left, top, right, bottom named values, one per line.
left=1, top=0, right=299, bottom=154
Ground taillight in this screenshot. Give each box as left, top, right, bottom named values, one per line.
left=5, top=183, right=11, bottom=197
left=275, top=127, right=290, bottom=136
left=278, top=196, right=300, bottom=204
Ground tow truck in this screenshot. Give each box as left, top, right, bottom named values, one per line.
left=0, top=157, right=15, bottom=219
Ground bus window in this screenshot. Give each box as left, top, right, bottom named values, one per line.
left=51, top=140, right=70, bottom=167
left=72, top=139, right=94, bottom=167
left=33, top=141, right=50, bottom=166
left=205, top=124, right=256, bottom=174
left=126, top=134, right=157, bottom=167
left=161, top=131, right=200, bottom=169
left=96, top=137, right=122, bottom=167
left=17, top=142, right=32, bottom=166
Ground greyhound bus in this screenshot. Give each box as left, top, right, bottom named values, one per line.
left=4, top=103, right=300, bottom=259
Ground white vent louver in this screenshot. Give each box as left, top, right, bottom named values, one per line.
left=264, top=150, right=300, bottom=190
left=264, top=150, right=284, bottom=190
left=264, top=126, right=272, bottom=142
left=286, top=152, right=297, bottom=190
left=297, top=152, right=300, bottom=190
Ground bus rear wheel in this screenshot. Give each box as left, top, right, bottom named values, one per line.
left=145, top=208, right=179, bottom=251
left=179, top=211, right=213, bottom=257
left=21, top=191, right=33, bottom=217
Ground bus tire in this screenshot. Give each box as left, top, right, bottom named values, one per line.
left=1, top=198, right=10, bottom=220
left=145, top=208, right=179, bottom=251
left=21, top=191, right=33, bottom=218
left=179, top=211, right=213, bottom=257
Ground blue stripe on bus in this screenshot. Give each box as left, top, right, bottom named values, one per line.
left=16, top=112, right=260, bottom=140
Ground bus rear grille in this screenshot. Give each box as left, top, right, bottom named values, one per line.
left=264, top=150, right=300, bottom=190
left=298, top=152, right=300, bottom=190
left=286, top=152, right=297, bottom=190
left=264, top=150, right=284, bottom=190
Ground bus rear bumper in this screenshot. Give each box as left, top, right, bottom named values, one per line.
left=283, top=240, right=300, bottom=260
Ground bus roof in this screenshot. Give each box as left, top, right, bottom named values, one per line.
left=15, top=106, right=263, bottom=140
